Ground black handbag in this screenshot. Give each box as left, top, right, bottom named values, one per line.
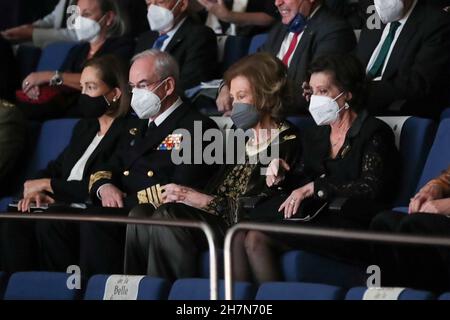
left=286, top=197, right=329, bottom=222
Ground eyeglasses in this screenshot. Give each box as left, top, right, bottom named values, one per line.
left=128, top=79, right=162, bottom=93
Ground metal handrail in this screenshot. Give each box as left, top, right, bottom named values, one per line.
left=0, top=213, right=219, bottom=300
left=224, top=222, right=450, bottom=300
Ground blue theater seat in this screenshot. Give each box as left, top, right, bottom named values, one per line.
left=0, top=197, right=13, bottom=212
left=36, top=41, right=79, bottom=72
left=281, top=250, right=366, bottom=287
left=345, top=287, right=435, bottom=300
left=84, top=275, right=170, bottom=300
left=415, top=119, right=450, bottom=191
left=199, top=250, right=224, bottom=279
left=379, top=117, right=437, bottom=206
left=439, top=292, right=450, bottom=300
left=26, top=118, right=80, bottom=175
left=168, top=279, right=254, bottom=300
left=0, top=119, right=78, bottom=212
left=248, top=33, right=268, bottom=54
left=441, top=108, right=450, bottom=120
left=3, top=272, right=82, bottom=300
left=256, top=282, right=345, bottom=300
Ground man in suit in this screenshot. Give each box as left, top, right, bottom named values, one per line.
left=36, top=50, right=218, bottom=277
left=357, top=0, right=450, bottom=118
left=216, top=0, right=357, bottom=115
left=135, top=0, right=219, bottom=91
left=1, top=0, right=78, bottom=48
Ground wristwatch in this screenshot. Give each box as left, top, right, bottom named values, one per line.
left=49, top=70, right=63, bottom=86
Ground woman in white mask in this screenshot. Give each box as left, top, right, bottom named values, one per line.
left=236, top=54, right=401, bottom=284
left=18, top=0, right=134, bottom=121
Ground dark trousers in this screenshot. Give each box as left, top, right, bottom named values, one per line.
left=0, top=220, right=39, bottom=272
left=370, top=211, right=450, bottom=292
left=35, top=206, right=128, bottom=277
left=125, top=203, right=227, bottom=281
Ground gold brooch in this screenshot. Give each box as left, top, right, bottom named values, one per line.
left=283, top=135, right=297, bottom=141
left=129, top=128, right=138, bottom=136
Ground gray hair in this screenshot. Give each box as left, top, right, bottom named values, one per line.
left=131, top=49, right=180, bottom=86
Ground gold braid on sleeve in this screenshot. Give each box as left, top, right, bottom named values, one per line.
left=136, top=184, right=162, bottom=208
left=89, top=171, right=112, bottom=193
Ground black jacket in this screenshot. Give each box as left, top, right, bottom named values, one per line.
left=262, top=5, right=357, bottom=113
left=135, top=17, right=219, bottom=91
left=357, top=1, right=450, bottom=118
left=61, top=36, right=136, bottom=73
left=33, top=117, right=130, bottom=203
left=89, top=102, right=219, bottom=209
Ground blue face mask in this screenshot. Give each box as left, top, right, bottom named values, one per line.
left=288, top=13, right=307, bottom=33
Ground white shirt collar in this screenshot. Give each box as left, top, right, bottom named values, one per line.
left=149, top=97, right=183, bottom=127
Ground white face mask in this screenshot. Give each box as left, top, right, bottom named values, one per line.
left=131, top=80, right=167, bottom=119
left=374, top=0, right=405, bottom=24
left=147, top=0, right=181, bottom=33
left=74, top=15, right=104, bottom=42
left=309, top=92, right=349, bottom=126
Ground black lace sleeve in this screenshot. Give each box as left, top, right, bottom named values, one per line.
left=314, top=131, right=396, bottom=201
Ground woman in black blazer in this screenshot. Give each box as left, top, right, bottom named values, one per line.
left=17, top=54, right=131, bottom=211
left=0, top=54, right=130, bottom=271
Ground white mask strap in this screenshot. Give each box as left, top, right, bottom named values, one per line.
left=333, top=91, right=345, bottom=102
left=171, top=0, right=182, bottom=13
left=152, top=78, right=169, bottom=103
left=334, top=92, right=349, bottom=113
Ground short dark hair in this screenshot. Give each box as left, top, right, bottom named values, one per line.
left=307, top=54, right=367, bottom=113
left=84, top=55, right=130, bottom=118
left=224, top=52, right=291, bottom=120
